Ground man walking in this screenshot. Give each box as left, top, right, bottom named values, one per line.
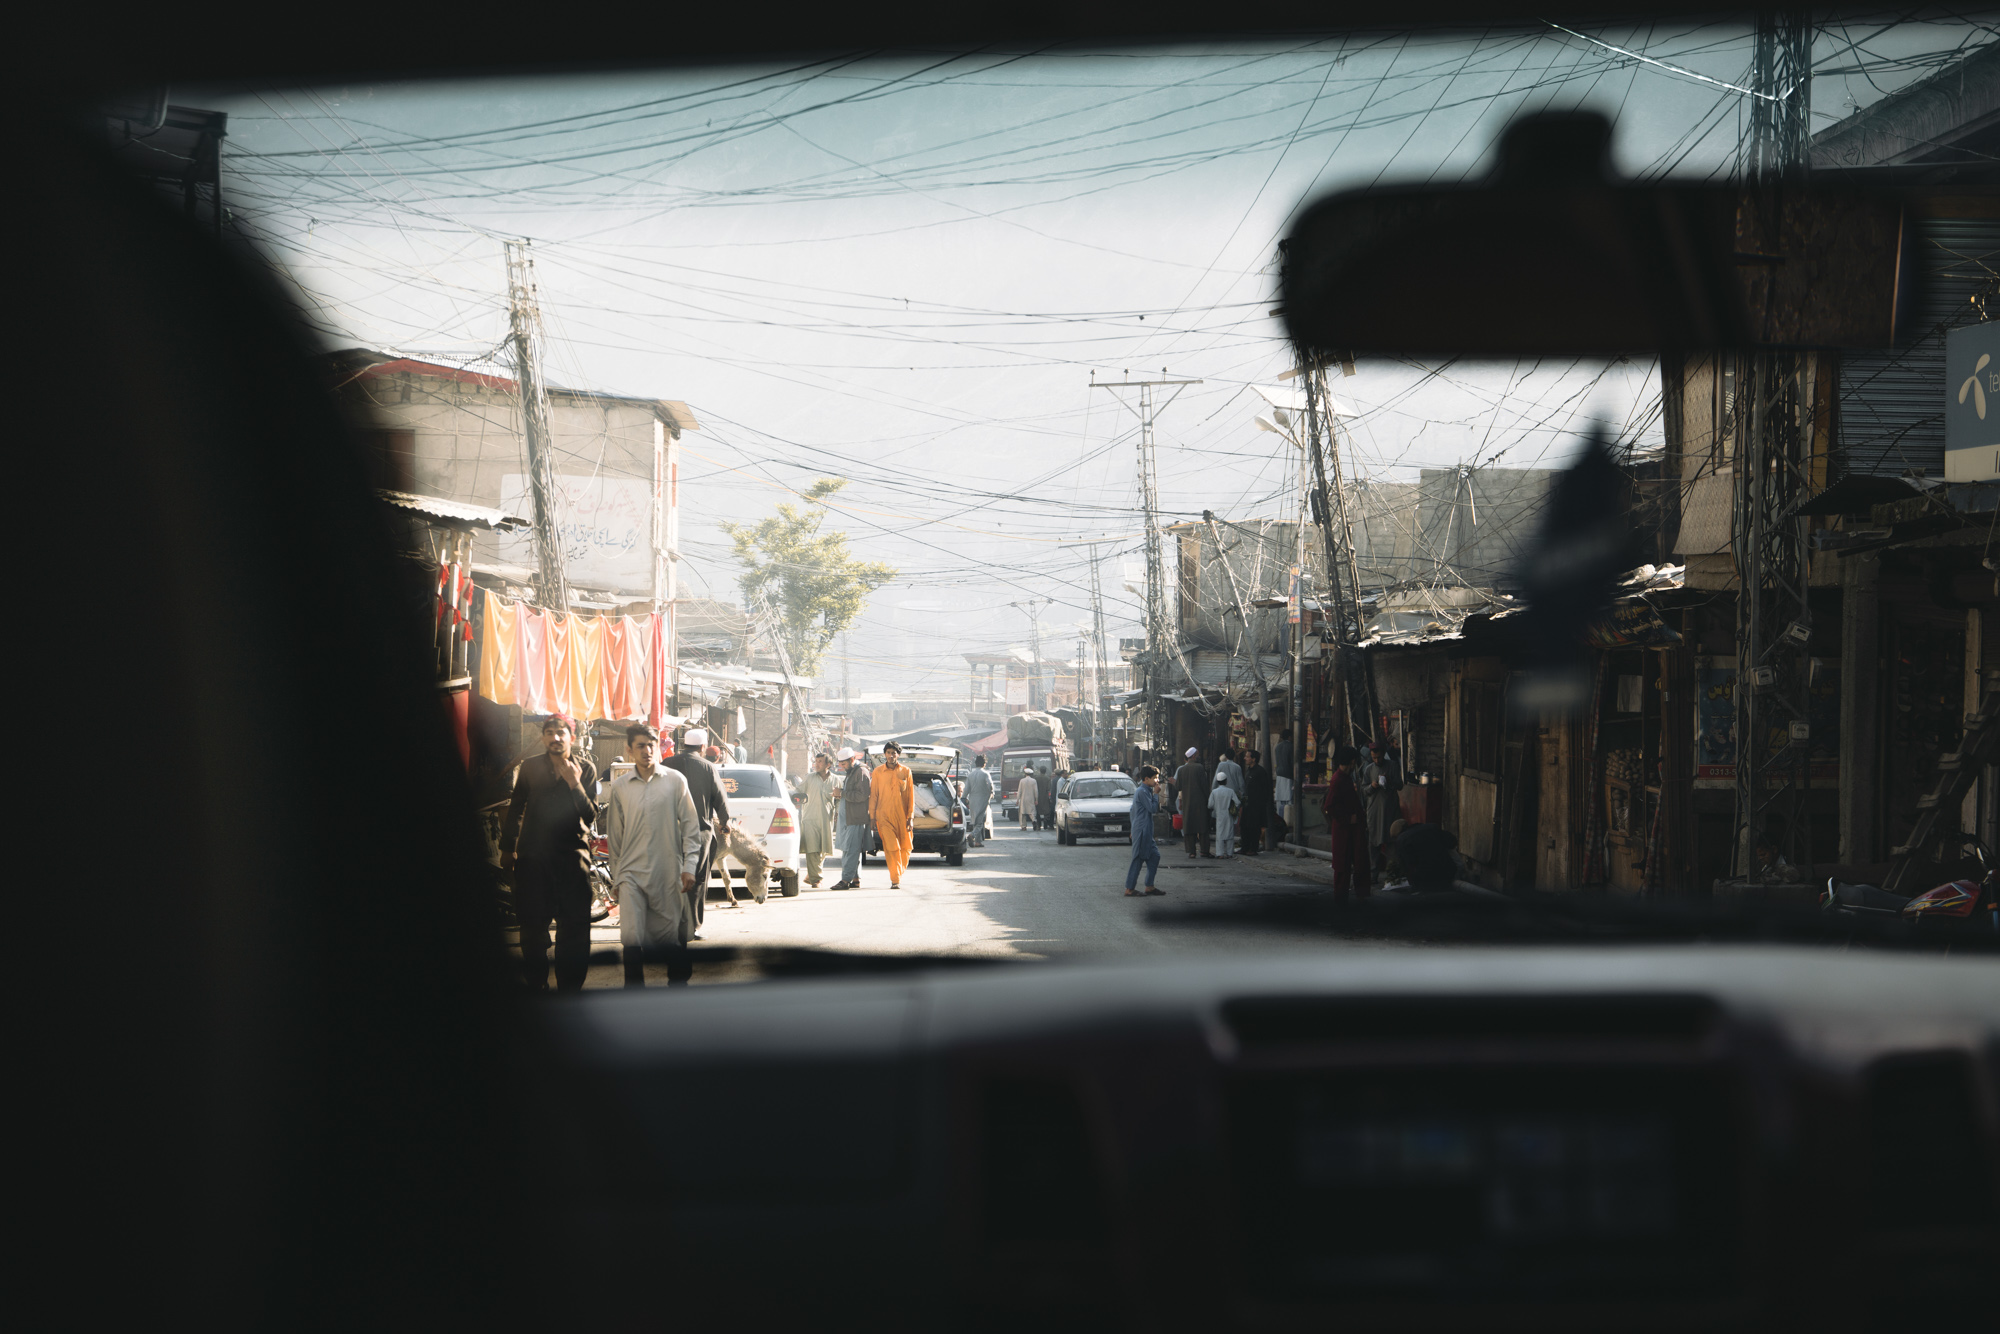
left=1273, top=727, right=1296, bottom=840
left=1173, top=747, right=1213, bottom=858
left=664, top=727, right=730, bottom=934
left=832, top=747, right=870, bottom=889
left=1209, top=772, right=1240, bottom=859
left=799, top=751, right=839, bottom=888
left=1242, top=749, right=1276, bottom=856
left=1214, top=748, right=1245, bottom=803
left=1360, top=739, right=1404, bottom=882
left=1015, top=766, right=1040, bottom=834
left=870, top=741, right=916, bottom=890
left=604, top=723, right=704, bottom=987
left=1123, top=765, right=1164, bottom=897
left=1037, top=763, right=1058, bottom=832
left=963, top=754, right=994, bottom=848
left=500, top=714, right=599, bottom=992
left=1213, top=747, right=1245, bottom=855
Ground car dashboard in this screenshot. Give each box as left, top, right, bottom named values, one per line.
left=531, top=948, right=1998, bottom=1332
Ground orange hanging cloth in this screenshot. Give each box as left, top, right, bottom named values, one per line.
left=477, top=594, right=519, bottom=706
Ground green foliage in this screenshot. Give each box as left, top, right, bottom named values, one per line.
left=719, top=478, right=896, bottom=677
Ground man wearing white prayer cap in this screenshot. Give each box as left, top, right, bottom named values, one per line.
left=1172, top=747, right=1214, bottom=858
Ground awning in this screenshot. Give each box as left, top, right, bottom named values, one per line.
left=379, top=490, right=529, bottom=531
left=967, top=727, right=1011, bottom=754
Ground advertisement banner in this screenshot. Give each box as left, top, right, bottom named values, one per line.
left=1945, top=321, right=2000, bottom=482
left=1694, top=654, right=1840, bottom=788
left=1694, top=656, right=1737, bottom=786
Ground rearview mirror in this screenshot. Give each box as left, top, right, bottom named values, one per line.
left=1280, top=111, right=1913, bottom=356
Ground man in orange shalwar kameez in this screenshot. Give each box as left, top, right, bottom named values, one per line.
left=869, top=741, right=917, bottom=890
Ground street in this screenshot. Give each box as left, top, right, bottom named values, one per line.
left=551, top=821, right=1377, bottom=988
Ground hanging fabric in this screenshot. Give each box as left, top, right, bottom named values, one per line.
left=477, top=593, right=518, bottom=705
left=476, top=594, right=656, bottom=722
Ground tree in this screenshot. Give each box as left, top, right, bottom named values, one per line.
left=719, top=478, right=896, bottom=677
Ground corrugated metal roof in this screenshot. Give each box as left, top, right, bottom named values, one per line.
left=680, top=664, right=810, bottom=692
left=378, top=490, right=529, bottom=530
left=1836, top=217, right=2000, bottom=479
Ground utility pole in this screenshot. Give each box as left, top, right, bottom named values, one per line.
left=1301, top=359, right=1378, bottom=746
left=1088, top=543, right=1112, bottom=765
left=504, top=240, right=569, bottom=614
left=1203, top=510, right=1274, bottom=768
left=753, top=591, right=823, bottom=774
left=1076, top=631, right=1090, bottom=754
left=1009, top=598, right=1051, bottom=711
left=1092, top=372, right=1201, bottom=762
left=1733, top=8, right=1815, bottom=874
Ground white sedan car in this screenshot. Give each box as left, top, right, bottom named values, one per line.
left=716, top=764, right=801, bottom=897
left=1053, top=770, right=1139, bottom=845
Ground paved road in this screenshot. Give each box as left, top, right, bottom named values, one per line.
left=562, top=819, right=1376, bottom=987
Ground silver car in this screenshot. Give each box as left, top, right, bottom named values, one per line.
left=1053, top=770, right=1138, bottom=845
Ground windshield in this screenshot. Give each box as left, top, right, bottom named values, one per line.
left=184, top=15, right=1999, bottom=978
left=1071, top=778, right=1137, bottom=800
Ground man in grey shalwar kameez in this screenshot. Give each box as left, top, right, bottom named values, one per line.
left=799, top=752, right=839, bottom=888
left=963, top=754, right=994, bottom=847
left=1359, top=740, right=1403, bottom=882
left=605, top=723, right=706, bottom=987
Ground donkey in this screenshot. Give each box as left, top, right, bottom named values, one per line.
left=714, top=818, right=774, bottom=906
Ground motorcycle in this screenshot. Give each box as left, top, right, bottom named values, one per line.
left=1822, top=839, right=2000, bottom=932
left=588, top=833, right=615, bottom=923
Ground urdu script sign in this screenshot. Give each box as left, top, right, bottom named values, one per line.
left=498, top=474, right=653, bottom=592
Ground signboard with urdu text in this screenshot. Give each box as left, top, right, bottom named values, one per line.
left=499, top=474, right=654, bottom=592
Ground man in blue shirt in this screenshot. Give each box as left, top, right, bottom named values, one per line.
left=1124, top=765, right=1165, bottom=897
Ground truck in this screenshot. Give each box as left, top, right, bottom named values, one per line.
left=998, top=740, right=1072, bottom=823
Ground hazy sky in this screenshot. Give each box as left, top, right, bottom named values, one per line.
left=198, top=15, right=1992, bottom=695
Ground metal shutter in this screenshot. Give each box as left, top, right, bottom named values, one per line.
left=1835, top=216, right=2000, bottom=479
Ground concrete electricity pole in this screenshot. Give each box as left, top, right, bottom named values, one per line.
left=1091, top=371, right=1200, bottom=760
left=1733, top=8, right=1815, bottom=874
left=1088, top=543, right=1112, bottom=764
left=1008, top=598, right=1052, bottom=711
left=504, top=240, right=569, bottom=613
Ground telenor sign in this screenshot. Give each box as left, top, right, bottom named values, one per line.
left=1945, top=321, right=2000, bottom=482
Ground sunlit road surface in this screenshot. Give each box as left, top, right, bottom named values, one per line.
left=559, top=821, right=1401, bottom=987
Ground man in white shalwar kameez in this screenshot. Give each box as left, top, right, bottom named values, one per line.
left=605, top=722, right=706, bottom=987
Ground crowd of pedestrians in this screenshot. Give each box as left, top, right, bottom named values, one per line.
left=499, top=715, right=736, bottom=991
left=500, top=716, right=1415, bottom=985
left=1111, top=737, right=1407, bottom=902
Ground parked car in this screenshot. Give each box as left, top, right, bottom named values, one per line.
left=1053, top=770, right=1139, bottom=845
left=715, top=764, right=800, bottom=897
left=864, top=744, right=968, bottom=867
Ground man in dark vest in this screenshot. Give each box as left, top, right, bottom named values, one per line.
left=664, top=727, right=731, bottom=934
left=1242, top=748, right=1277, bottom=856
left=500, top=714, right=600, bottom=991
left=1173, top=746, right=1214, bottom=858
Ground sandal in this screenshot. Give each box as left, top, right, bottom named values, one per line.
left=1144, top=887, right=1165, bottom=896
left=1124, top=889, right=1141, bottom=897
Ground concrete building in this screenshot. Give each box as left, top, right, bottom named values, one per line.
left=328, top=349, right=698, bottom=601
